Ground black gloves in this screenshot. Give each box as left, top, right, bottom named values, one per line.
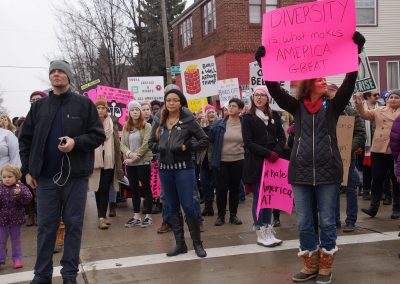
left=352, top=31, right=366, bottom=54
left=255, top=46, right=266, bottom=68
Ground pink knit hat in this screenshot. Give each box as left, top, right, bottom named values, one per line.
left=204, top=104, right=216, bottom=114
left=253, top=86, right=270, bottom=96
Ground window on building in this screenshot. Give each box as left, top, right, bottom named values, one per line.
left=369, top=61, right=380, bottom=91
left=249, top=0, right=262, bottom=24
left=265, top=0, right=278, bottom=13
left=356, top=0, right=377, bottom=26
left=249, top=0, right=278, bottom=24
left=203, top=0, right=216, bottom=35
left=387, top=61, right=400, bottom=90
left=180, top=17, right=192, bottom=49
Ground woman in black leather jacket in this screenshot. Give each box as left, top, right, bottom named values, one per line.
left=149, top=88, right=208, bottom=258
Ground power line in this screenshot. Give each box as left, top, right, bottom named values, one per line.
left=0, top=65, right=47, bottom=69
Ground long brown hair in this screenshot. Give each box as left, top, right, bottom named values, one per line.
left=296, top=79, right=317, bottom=99
left=156, top=106, right=173, bottom=140
left=249, top=96, right=273, bottom=121
left=123, top=109, right=145, bottom=132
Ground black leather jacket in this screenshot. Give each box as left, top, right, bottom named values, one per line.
left=149, top=107, right=208, bottom=168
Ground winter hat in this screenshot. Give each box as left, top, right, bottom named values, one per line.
left=164, top=84, right=181, bottom=94
left=128, top=100, right=142, bottom=112
left=30, top=91, right=48, bottom=100
left=389, top=89, right=400, bottom=97
left=49, top=60, right=73, bottom=82
left=204, top=104, right=216, bottom=114
left=95, top=96, right=108, bottom=108
left=253, top=86, right=270, bottom=97
left=164, top=88, right=188, bottom=108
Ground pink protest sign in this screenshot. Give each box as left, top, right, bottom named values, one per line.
left=256, top=159, right=293, bottom=219
left=87, top=85, right=134, bottom=134
left=150, top=160, right=160, bottom=198
left=261, top=0, right=357, bottom=81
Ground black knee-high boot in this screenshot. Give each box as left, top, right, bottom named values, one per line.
left=166, top=213, right=188, bottom=257
left=186, top=217, right=207, bottom=258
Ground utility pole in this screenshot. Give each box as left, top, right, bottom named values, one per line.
left=161, top=0, right=172, bottom=84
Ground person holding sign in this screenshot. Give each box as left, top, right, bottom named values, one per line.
left=242, top=86, right=286, bottom=247
left=209, top=98, right=245, bottom=227
left=149, top=88, right=208, bottom=258
left=255, top=31, right=365, bottom=284
left=354, top=90, right=400, bottom=220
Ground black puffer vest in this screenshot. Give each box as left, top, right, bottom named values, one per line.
left=289, top=101, right=343, bottom=185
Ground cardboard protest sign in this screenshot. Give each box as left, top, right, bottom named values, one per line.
left=249, top=61, right=291, bottom=111
left=87, top=85, right=134, bottom=134
left=127, top=77, right=164, bottom=102
left=217, top=78, right=240, bottom=107
left=187, top=98, right=208, bottom=112
left=150, top=160, right=160, bottom=198
left=256, top=159, right=293, bottom=219
left=355, top=48, right=377, bottom=93
left=336, top=115, right=355, bottom=186
left=180, top=56, right=218, bottom=100
left=261, top=0, right=357, bottom=81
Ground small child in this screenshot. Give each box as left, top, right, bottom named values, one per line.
left=0, top=164, right=32, bottom=269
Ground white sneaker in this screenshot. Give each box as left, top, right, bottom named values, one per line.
left=265, top=224, right=283, bottom=246
left=256, top=226, right=276, bottom=247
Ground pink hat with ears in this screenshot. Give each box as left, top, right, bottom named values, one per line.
left=253, top=85, right=270, bottom=97
left=204, top=104, right=216, bottom=114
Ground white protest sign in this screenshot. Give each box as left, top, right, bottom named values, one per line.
left=180, top=56, right=218, bottom=100
left=355, top=48, right=378, bottom=93
left=127, top=76, right=164, bottom=102
left=249, top=61, right=291, bottom=111
left=217, top=78, right=240, bottom=106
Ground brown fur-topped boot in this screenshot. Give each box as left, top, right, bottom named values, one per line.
left=292, top=248, right=319, bottom=282
left=316, top=247, right=338, bottom=284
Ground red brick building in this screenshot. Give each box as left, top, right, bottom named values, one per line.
left=171, top=0, right=308, bottom=94
left=172, top=0, right=400, bottom=96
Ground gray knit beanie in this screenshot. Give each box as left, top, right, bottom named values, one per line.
left=128, top=100, right=142, bottom=112
left=49, top=60, right=73, bottom=82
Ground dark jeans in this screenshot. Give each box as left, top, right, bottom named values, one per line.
left=214, top=160, right=244, bottom=217
left=33, top=177, right=88, bottom=282
left=159, top=168, right=199, bottom=218
left=336, top=160, right=358, bottom=224
left=362, top=165, right=372, bottom=193
left=251, top=183, right=272, bottom=227
left=126, top=165, right=152, bottom=214
left=370, top=153, right=400, bottom=212
left=95, top=168, right=114, bottom=218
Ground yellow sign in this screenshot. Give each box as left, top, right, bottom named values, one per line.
left=187, top=98, right=208, bottom=112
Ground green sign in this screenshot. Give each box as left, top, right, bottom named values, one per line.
left=171, top=66, right=180, bottom=74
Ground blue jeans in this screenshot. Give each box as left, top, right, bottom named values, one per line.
left=251, top=183, right=272, bottom=227
left=33, top=177, right=88, bottom=281
left=159, top=168, right=198, bottom=218
left=336, top=160, right=358, bottom=225
left=293, top=183, right=339, bottom=251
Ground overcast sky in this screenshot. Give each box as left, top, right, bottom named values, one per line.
left=0, top=0, right=194, bottom=119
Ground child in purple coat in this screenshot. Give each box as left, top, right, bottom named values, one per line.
left=0, top=164, right=32, bottom=269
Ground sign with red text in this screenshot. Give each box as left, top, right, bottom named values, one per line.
left=218, top=78, right=240, bottom=106
left=180, top=56, right=218, bottom=100
left=256, top=159, right=293, bottom=219
left=150, top=160, right=160, bottom=198
left=87, top=85, right=134, bottom=134
left=261, top=0, right=357, bottom=81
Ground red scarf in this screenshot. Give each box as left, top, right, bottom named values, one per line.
left=303, top=97, right=323, bottom=114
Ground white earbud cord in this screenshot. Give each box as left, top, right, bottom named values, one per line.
left=53, top=153, right=71, bottom=187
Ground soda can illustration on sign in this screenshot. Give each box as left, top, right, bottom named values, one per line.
left=184, top=64, right=201, bottom=95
